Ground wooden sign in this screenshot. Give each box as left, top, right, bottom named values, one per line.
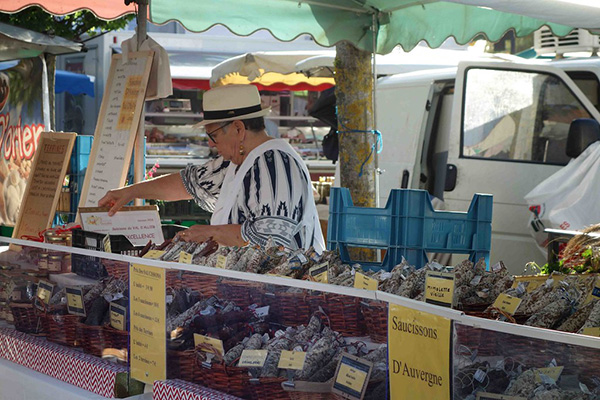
left=78, top=51, right=153, bottom=209
left=11, top=132, right=76, bottom=248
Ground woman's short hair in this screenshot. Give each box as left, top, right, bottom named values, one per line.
left=242, top=117, right=266, bottom=132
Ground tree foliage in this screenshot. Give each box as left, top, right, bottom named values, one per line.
left=0, top=6, right=135, bottom=42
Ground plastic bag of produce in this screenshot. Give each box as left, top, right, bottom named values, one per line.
left=525, top=141, right=600, bottom=253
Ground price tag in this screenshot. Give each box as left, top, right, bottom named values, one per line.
left=424, top=271, right=455, bottom=308
left=178, top=251, right=193, bottom=264
left=66, top=287, right=86, bottom=316
left=238, top=349, right=268, bottom=368
left=332, top=353, right=373, bottom=400
left=470, top=275, right=482, bottom=286
left=193, top=334, right=224, bottom=356
left=103, top=234, right=112, bottom=253
left=584, top=279, right=600, bottom=305
left=254, top=305, right=269, bottom=318
left=491, top=261, right=504, bottom=272
left=110, top=302, right=127, bottom=331
left=492, top=293, right=522, bottom=315
left=216, top=255, right=228, bottom=269
left=35, top=280, right=55, bottom=310
left=278, top=350, right=306, bottom=370
left=353, top=272, right=378, bottom=291
left=581, top=327, right=600, bottom=337
left=309, top=263, right=328, bottom=283
left=476, top=393, right=526, bottom=400
left=534, top=366, right=564, bottom=383
left=143, top=250, right=165, bottom=259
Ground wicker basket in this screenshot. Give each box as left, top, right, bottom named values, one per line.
left=76, top=322, right=106, bottom=357
left=46, top=312, right=80, bottom=346
left=263, top=290, right=313, bottom=327
left=361, top=300, right=388, bottom=343
left=313, top=294, right=366, bottom=336
left=167, top=348, right=197, bottom=382
left=217, top=279, right=265, bottom=309
left=192, top=343, right=250, bottom=398
left=102, top=259, right=129, bottom=281
left=103, top=325, right=129, bottom=350
left=177, top=271, right=218, bottom=297
left=248, top=377, right=291, bottom=400
left=10, top=302, right=45, bottom=335
left=281, top=380, right=340, bottom=400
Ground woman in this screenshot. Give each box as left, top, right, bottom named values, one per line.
left=98, top=84, right=325, bottom=252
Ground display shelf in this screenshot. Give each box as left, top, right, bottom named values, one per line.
left=1, top=236, right=599, bottom=400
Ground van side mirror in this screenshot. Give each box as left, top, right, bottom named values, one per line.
left=566, top=118, right=600, bottom=158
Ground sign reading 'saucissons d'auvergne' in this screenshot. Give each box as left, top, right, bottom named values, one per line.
left=388, top=304, right=451, bottom=399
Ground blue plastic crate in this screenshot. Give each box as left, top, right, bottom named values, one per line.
left=69, top=135, right=94, bottom=216
left=327, top=188, right=493, bottom=271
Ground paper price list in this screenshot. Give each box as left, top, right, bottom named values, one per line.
left=130, top=263, right=166, bottom=384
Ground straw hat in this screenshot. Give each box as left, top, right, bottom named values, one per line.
left=197, top=84, right=270, bottom=126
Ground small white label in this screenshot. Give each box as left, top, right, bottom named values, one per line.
left=430, top=262, right=444, bottom=271
left=254, top=306, right=270, bottom=318
left=491, top=261, right=503, bottom=272
left=379, top=272, right=392, bottom=280
left=470, top=275, right=482, bottom=286
left=473, top=368, right=486, bottom=383
left=166, top=295, right=174, bottom=304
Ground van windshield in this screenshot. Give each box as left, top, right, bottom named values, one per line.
left=461, top=68, right=591, bottom=165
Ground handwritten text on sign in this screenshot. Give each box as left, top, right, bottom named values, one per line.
left=11, top=132, right=75, bottom=246
left=130, top=263, right=166, bottom=384
left=81, top=52, right=152, bottom=207
left=389, top=304, right=451, bottom=400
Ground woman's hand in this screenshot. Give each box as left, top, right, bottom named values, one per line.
left=176, top=224, right=213, bottom=243
left=176, top=224, right=245, bottom=247
left=98, top=186, right=135, bottom=216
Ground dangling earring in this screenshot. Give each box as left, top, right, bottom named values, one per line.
left=239, top=144, right=245, bottom=156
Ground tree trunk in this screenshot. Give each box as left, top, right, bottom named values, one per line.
left=335, top=41, right=376, bottom=262
left=334, top=41, right=375, bottom=208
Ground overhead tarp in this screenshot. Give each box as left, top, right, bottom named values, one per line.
left=169, top=51, right=231, bottom=91
left=295, top=46, right=522, bottom=77
left=0, top=0, right=136, bottom=20
left=211, top=51, right=335, bottom=91
left=148, top=0, right=589, bottom=54
left=0, top=21, right=82, bottom=61
left=55, top=70, right=94, bottom=97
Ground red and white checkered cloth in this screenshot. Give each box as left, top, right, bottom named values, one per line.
left=0, top=328, right=127, bottom=398
left=153, top=379, right=243, bottom=400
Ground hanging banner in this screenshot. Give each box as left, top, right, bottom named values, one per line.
left=0, top=57, right=46, bottom=226
left=389, top=304, right=452, bottom=400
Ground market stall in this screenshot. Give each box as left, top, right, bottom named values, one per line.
left=1, top=222, right=600, bottom=400
left=2, top=2, right=600, bottom=400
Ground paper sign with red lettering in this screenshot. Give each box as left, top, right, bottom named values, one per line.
left=79, top=205, right=164, bottom=246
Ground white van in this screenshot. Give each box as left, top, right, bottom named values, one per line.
left=376, top=57, right=600, bottom=274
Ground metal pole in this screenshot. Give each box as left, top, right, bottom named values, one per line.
left=372, top=13, right=380, bottom=208
left=134, top=0, right=148, bottom=205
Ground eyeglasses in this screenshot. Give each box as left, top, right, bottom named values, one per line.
left=205, top=121, right=233, bottom=144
